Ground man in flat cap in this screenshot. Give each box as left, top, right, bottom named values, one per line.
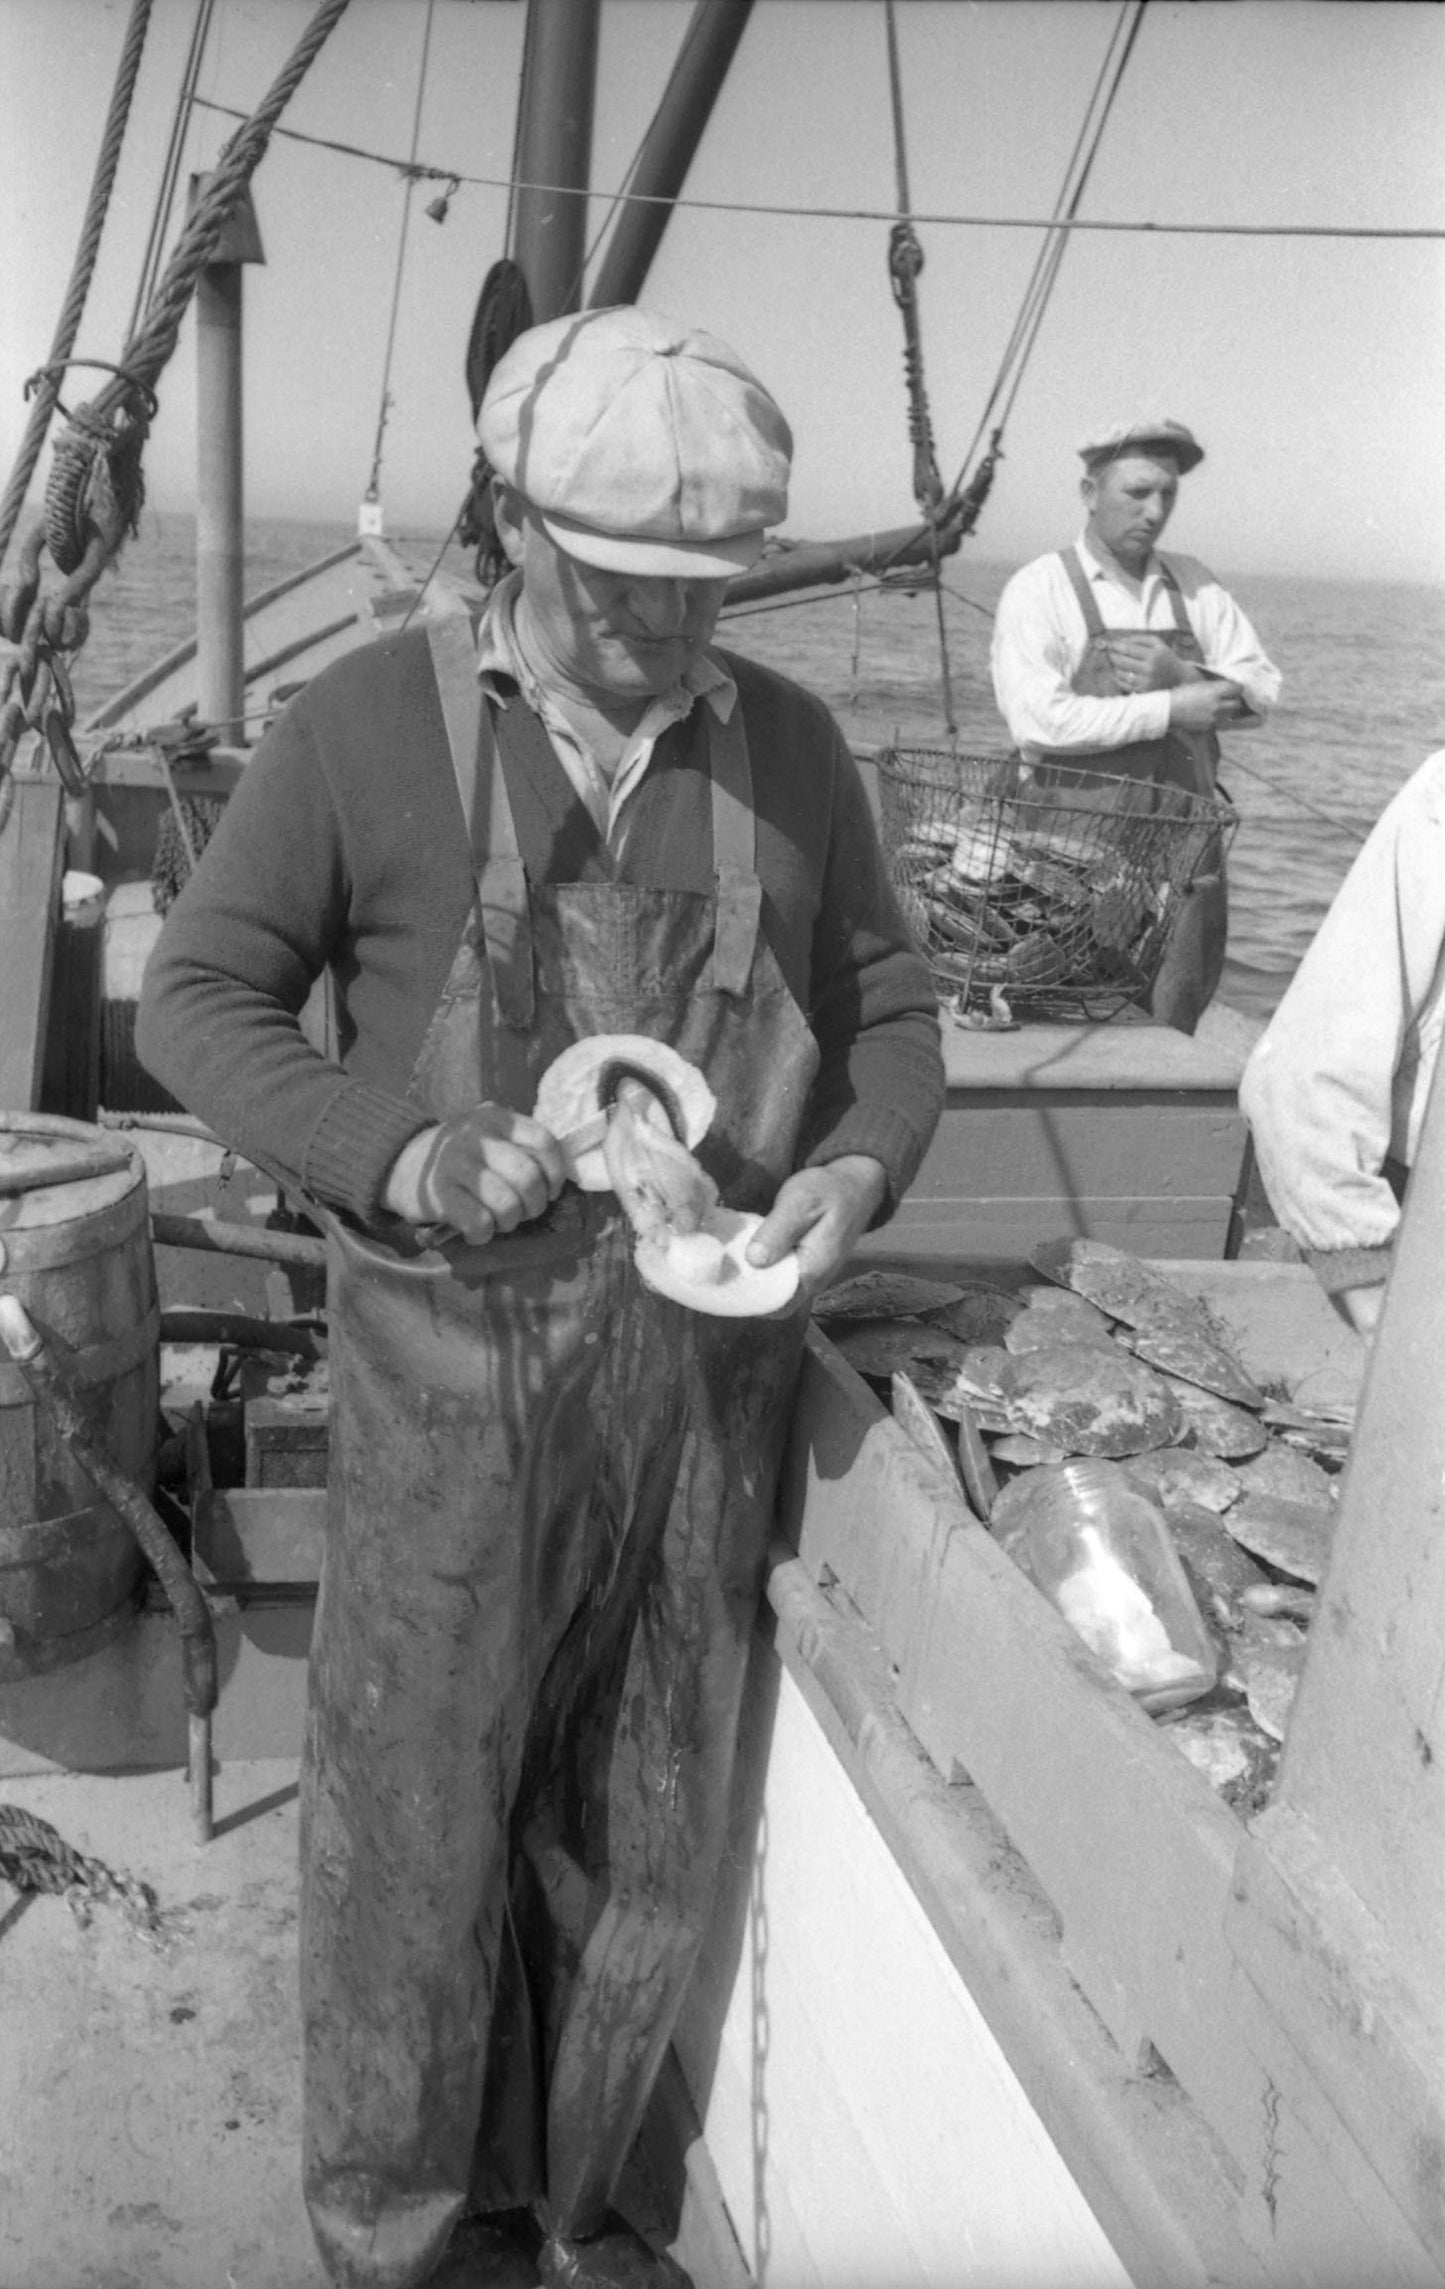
left=990, top=418, right=1280, bottom=1030
left=138, top=307, right=944, bottom=2289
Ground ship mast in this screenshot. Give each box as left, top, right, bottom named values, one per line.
left=509, top=0, right=600, bottom=320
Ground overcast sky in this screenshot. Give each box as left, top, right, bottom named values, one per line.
left=2, top=0, right=1443, bottom=582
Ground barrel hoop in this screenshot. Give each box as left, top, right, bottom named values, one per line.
left=0, top=1180, right=151, bottom=1268
left=0, top=1597, right=141, bottom=1686
left=0, top=1305, right=159, bottom=1407
left=0, top=1504, right=138, bottom=1564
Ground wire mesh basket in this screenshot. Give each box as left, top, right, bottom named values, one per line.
left=877, top=747, right=1240, bottom=1022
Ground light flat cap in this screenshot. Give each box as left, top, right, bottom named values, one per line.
left=479, top=305, right=792, bottom=579
left=1078, top=419, right=1204, bottom=474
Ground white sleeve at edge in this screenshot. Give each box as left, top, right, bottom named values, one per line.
left=1238, top=753, right=1445, bottom=1253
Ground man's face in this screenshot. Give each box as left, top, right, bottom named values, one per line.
left=1082, top=452, right=1181, bottom=574
left=497, top=491, right=730, bottom=710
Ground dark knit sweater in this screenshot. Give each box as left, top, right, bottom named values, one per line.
left=137, top=630, right=944, bottom=1227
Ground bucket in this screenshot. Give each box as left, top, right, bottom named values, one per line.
left=0, top=1114, right=159, bottom=1680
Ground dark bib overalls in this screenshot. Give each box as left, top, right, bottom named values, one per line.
left=1042, top=549, right=1229, bottom=1034
left=299, top=618, right=817, bottom=2288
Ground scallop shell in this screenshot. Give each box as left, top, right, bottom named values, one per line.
left=891, top=1371, right=965, bottom=1492
left=993, top=1342, right=1183, bottom=1458
left=950, top=821, right=1017, bottom=885
left=1234, top=1443, right=1338, bottom=1509
left=814, top=1271, right=970, bottom=1322
left=1165, top=1499, right=1269, bottom=1605
left=907, top=1350, right=1014, bottom=1432
left=1161, top=1705, right=1278, bottom=1805
left=921, top=1288, right=1022, bottom=1346
left=989, top=1432, right=1068, bottom=1468
left=1221, top=1494, right=1334, bottom=1584
left=1237, top=1627, right=1309, bottom=1743
left=535, top=1035, right=714, bottom=1192
left=1120, top=1321, right=1264, bottom=1410
left=1121, top=1448, right=1243, bottom=1514
left=1003, top=1293, right=1116, bottom=1355
left=827, top=1316, right=972, bottom=1382
left=1028, top=1238, right=1203, bottom=1332
left=1163, top=1376, right=1269, bottom=1460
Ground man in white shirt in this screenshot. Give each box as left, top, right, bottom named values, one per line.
left=990, top=419, right=1280, bottom=1031
left=1240, top=750, right=1445, bottom=1339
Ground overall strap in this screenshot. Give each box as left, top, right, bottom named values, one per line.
left=705, top=695, right=761, bottom=998
left=427, top=615, right=536, bottom=1029
left=1059, top=548, right=1108, bottom=642
left=1154, top=555, right=1197, bottom=641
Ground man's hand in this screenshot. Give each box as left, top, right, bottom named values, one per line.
left=1168, top=677, right=1246, bottom=733
left=1102, top=632, right=1187, bottom=693
left=383, top=1106, right=567, bottom=1243
left=744, top=1154, right=890, bottom=1308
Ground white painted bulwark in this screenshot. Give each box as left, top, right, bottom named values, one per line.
left=677, top=1660, right=1132, bottom=2289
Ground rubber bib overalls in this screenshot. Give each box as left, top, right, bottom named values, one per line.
left=1042, top=550, right=1229, bottom=1034
left=300, top=619, right=817, bottom=2289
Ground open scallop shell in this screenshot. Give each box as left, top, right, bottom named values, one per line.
left=535, top=1035, right=716, bottom=1191
left=633, top=1210, right=798, bottom=1318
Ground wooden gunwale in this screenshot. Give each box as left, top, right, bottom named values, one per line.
left=81, top=540, right=362, bottom=730
left=761, top=1299, right=1444, bottom=2286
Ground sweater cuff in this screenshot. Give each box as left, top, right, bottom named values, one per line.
left=302, top=1081, right=433, bottom=1227
left=1301, top=1242, right=1393, bottom=1297
left=805, top=1106, right=933, bottom=1227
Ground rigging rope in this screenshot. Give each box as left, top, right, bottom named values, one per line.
left=364, top=0, right=437, bottom=509
left=124, top=0, right=218, bottom=350
left=0, top=0, right=352, bottom=794
left=186, top=98, right=1445, bottom=243
left=882, top=0, right=955, bottom=730
left=945, top=0, right=1147, bottom=505
left=0, top=0, right=153, bottom=576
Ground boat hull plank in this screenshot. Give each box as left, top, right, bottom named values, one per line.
left=676, top=1625, right=1136, bottom=2289
left=859, top=1015, right=1257, bottom=1266
left=680, top=1558, right=1273, bottom=2289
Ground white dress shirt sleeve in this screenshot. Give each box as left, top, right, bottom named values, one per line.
left=1239, top=750, right=1445, bottom=1261
left=990, top=553, right=1172, bottom=755
left=1168, top=554, right=1281, bottom=718
left=991, top=549, right=1282, bottom=756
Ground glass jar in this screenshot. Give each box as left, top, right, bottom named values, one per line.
left=1004, top=1458, right=1217, bottom=1713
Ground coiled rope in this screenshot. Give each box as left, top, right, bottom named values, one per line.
left=0, top=1802, right=163, bottom=1936
left=0, top=0, right=352, bottom=795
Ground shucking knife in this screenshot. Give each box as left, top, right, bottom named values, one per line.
left=414, top=1108, right=613, bottom=1250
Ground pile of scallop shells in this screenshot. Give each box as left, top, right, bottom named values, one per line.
left=889, top=812, right=1175, bottom=1014
left=814, top=1240, right=1354, bottom=1816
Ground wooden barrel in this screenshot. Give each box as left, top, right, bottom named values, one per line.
left=0, top=1114, right=159, bottom=1680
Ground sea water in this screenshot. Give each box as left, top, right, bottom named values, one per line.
left=70, top=511, right=1445, bottom=1024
